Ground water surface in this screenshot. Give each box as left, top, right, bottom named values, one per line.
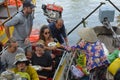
left=33, top=0, right=120, bottom=45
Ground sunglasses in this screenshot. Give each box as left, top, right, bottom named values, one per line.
left=44, top=32, right=50, bottom=35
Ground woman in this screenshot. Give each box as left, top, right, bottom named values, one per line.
left=39, top=25, right=58, bottom=58
left=76, top=28, right=109, bottom=80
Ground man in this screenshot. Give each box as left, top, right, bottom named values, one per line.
left=1, top=38, right=24, bottom=70
left=48, top=18, right=69, bottom=46
left=4, top=0, right=35, bottom=53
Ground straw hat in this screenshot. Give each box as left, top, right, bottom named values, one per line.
left=14, top=53, right=28, bottom=65
left=78, top=28, right=98, bottom=42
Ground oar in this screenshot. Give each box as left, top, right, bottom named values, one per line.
left=106, top=0, right=120, bottom=12
left=67, top=2, right=105, bottom=36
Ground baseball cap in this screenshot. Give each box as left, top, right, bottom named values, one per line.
left=23, top=0, right=36, bottom=8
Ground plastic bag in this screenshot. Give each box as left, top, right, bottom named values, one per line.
left=71, top=65, right=84, bottom=78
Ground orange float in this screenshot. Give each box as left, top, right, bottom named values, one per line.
left=29, top=29, right=40, bottom=43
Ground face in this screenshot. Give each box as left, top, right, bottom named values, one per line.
left=17, top=62, right=26, bottom=71
left=56, top=20, right=63, bottom=29
left=43, top=29, right=50, bottom=38
left=35, top=45, right=44, bottom=55
left=27, top=7, right=34, bottom=14
left=10, top=42, right=18, bottom=52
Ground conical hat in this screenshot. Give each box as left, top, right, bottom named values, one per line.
left=78, top=28, right=98, bottom=42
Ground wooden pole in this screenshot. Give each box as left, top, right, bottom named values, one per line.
left=5, top=0, right=10, bottom=17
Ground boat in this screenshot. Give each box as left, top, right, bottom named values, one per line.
left=51, top=0, right=120, bottom=80
left=0, top=0, right=36, bottom=45
left=0, top=0, right=120, bottom=80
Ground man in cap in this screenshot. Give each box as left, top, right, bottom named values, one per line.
left=12, top=53, right=39, bottom=80
left=4, top=0, right=35, bottom=56
left=1, top=38, right=24, bottom=70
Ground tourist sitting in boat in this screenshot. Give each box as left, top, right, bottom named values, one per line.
left=1, top=38, right=24, bottom=71
left=12, top=53, right=39, bottom=80
left=39, top=25, right=57, bottom=59
left=30, top=42, right=53, bottom=80
left=75, top=28, right=110, bottom=80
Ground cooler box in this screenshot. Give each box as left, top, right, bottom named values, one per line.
left=99, top=5, right=115, bottom=22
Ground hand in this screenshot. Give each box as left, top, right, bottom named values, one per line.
left=51, top=46, right=57, bottom=50
left=24, top=37, right=30, bottom=44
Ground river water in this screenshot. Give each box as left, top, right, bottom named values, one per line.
left=33, top=0, right=120, bottom=45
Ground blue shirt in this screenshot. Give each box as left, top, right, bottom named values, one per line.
left=48, top=22, right=67, bottom=44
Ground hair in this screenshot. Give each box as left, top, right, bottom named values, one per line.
left=6, top=37, right=16, bottom=47
left=39, top=25, right=52, bottom=41
left=55, top=18, right=64, bottom=24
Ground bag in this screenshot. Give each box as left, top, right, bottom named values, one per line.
left=107, top=49, right=120, bottom=63
left=71, top=65, right=84, bottom=78
left=108, top=58, right=120, bottom=75
left=76, top=50, right=86, bottom=67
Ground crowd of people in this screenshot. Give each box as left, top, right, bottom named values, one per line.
left=0, top=0, right=69, bottom=80
left=0, top=0, right=120, bottom=80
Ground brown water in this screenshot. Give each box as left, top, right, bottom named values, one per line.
left=33, top=0, right=120, bottom=45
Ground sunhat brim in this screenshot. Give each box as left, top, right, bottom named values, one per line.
left=78, top=28, right=98, bottom=42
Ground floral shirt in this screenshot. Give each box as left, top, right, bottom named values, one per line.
left=77, top=40, right=109, bottom=71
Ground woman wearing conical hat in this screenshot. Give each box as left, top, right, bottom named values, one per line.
left=77, top=28, right=109, bottom=80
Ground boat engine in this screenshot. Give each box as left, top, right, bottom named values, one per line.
left=42, top=4, right=63, bottom=22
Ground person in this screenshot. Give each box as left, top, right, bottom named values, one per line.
left=39, top=25, right=58, bottom=58
left=12, top=53, right=39, bottom=80
left=48, top=18, right=69, bottom=46
left=31, top=42, right=53, bottom=79
left=1, top=38, right=24, bottom=70
left=75, top=28, right=109, bottom=80
left=4, top=0, right=35, bottom=55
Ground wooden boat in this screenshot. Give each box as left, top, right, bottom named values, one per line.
left=52, top=1, right=120, bottom=80
left=0, top=0, right=120, bottom=80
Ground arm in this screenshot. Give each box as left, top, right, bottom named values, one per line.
left=4, top=15, right=20, bottom=39
left=61, top=24, right=69, bottom=46
left=1, top=53, right=7, bottom=71
left=41, top=66, right=52, bottom=71
left=4, top=26, right=10, bottom=39
left=28, top=66, right=39, bottom=80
